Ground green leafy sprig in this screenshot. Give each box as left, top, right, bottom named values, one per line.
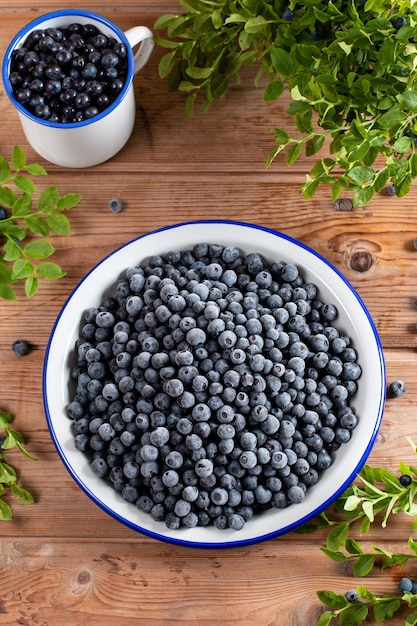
left=306, top=439, right=417, bottom=624
left=155, top=0, right=417, bottom=205
left=316, top=587, right=417, bottom=626
left=0, top=411, right=36, bottom=521
left=0, top=145, right=82, bottom=299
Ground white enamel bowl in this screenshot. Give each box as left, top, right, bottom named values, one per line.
left=43, top=220, right=385, bottom=548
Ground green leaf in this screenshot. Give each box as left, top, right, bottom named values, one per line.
left=345, top=538, right=363, bottom=555
left=378, top=109, right=408, bottom=130
left=404, top=592, right=417, bottom=609
left=56, top=193, right=82, bottom=210
left=295, top=111, right=314, bottom=134
left=303, top=176, right=320, bottom=200
left=0, top=284, right=17, bottom=300
left=37, top=186, right=59, bottom=213
left=393, top=136, right=413, bottom=155
left=11, top=145, right=26, bottom=170
left=159, top=50, right=177, bottom=79
left=320, top=547, right=347, bottom=562
left=0, top=186, right=18, bottom=207
left=47, top=212, right=70, bottom=235
left=317, top=590, right=348, bottom=610
left=378, top=39, right=396, bottom=67
left=186, top=93, right=196, bottom=117
left=396, top=174, right=412, bottom=197
left=24, top=240, right=55, bottom=260
left=347, top=166, right=375, bottom=184
left=353, top=185, right=375, bottom=207
left=338, top=41, right=353, bottom=55
left=11, top=484, right=34, bottom=503
left=327, top=522, right=350, bottom=551
left=0, top=500, right=12, bottom=521
left=12, top=193, right=32, bottom=217
left=25, top=275, right=39, bottom=298
left=373, top=168, right=390, bottom=193
left=356, top=585, right=376, bottom=601
left=339, top=603, right=368, bottom=626
left=3, top=238, right=21, bottom=262
left=362, top=500, right=374, bottom=522
left=1, top=432, right=18, bottom=450
left=263, top=80, right=284, bottom=102
left=399, top=91, right=417, bottom=112
left=344, top=495, right=362, bottom=511
left=0, top=462, right=16, bottom=483
left=408, top=537, right=417, bottom=555
left=211, top=10, right=223, bottom=30
left=381, top=553, right=409, bottom=571
left=316, top=612, right=334, bottom=626
left=178, top=80, right=200, bottom=93
left=331, top=179, right=345, bottom=201
left=15, top=441, right=37, bottom=461
left=35, top=261, right=66, bottom=280
left=410, top=154, right=417, bottom=178
left=0, top=155, right=11, bottom=185
left=12, top=259, right=33, bottom=280
left=0, top=413, right=12, bottom=427
left=405, top=612, right=417, bottom=625
left=353, top=554, right=376, bottom=577
left=154, top=13, right=178, bottom=30
left=373, top=468, right=402, bottom=491
left=400, top=461, right=411, bottom=475
left=13, top=175, right=36, bottom=195
left=24, top=163, right=47, bottom=176
left=348, top=143, right=370, bottom=163
left=244, top=16, right=268, bottom=33
left=373, top=598, right=401, bottom=622
left=186, top=66, right=213, bottom=80
left=271, top=47, right=297, bottom=76
left=286, top=142, right=302, bottom=166
left=306, top=135, right=325, bottom=157
left=274, top=128, right=290, bottom=145
left=25, top=214, right=49, bottom=237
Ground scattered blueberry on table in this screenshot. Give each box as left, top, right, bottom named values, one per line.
left=388, top=380, right=406, bottom=397
left=108, top=199, right=123, bottom=213
left=11, top=339, right=30, bottom=356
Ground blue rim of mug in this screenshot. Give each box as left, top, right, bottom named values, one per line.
left=2, top=9, right=135, bottom=129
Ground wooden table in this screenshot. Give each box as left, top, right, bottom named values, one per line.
left=1, top=3, right=416, bottom=625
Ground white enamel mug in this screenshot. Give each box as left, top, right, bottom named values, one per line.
left=2, top=10, right=154, bottom=168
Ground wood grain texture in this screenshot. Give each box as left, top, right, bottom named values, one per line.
left=1, top=4, right=417, bottom=626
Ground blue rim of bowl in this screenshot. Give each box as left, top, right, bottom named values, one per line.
left=43, top=220, right=386, bottom=548
left=2, top=9, right=134, bottom=129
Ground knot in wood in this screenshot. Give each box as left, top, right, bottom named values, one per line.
left=334, top=198, right=354, bottom=211
left=77, top=570, right=91, bottom=585
left=349, top=250, right=373, bottom=272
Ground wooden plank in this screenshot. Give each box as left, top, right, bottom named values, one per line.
left=0, top=537, right=411, bottom=625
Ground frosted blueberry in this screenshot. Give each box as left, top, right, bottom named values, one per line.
left=195, top=458, right=214, bottom=478
left=345, top=590, right=360, bottom=603
left=287, top=485, right=305, bottom=504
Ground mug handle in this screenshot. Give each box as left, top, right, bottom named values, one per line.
left=124, top=26, right=154, bottom=75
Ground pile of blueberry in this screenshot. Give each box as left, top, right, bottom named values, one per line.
left=67, top=243, right=362, bottom=531
left=8, top=22, right=128, bottom=123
